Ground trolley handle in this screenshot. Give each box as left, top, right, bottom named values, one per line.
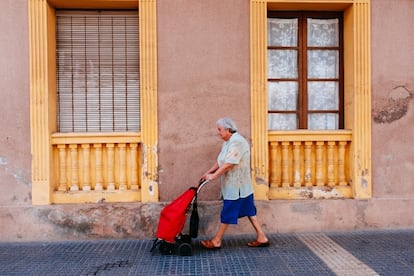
left=196, top=179, right=209, bottom=194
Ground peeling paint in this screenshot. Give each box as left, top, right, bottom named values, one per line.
left=47, top=210, right=93, bottom=235
left=304, top=171, right=312, bottom=182
left=291, top=202, right=322, bottom=214
left=373, top=86, right=412, bottom=124
left=148, top=180, right=157, bottom=196
left=0, top=156, right=8, bottom=165
left=360, top=169, right=369, bottom=189
left=361, top=178, right=368, bottom=189
left=355, top=201, right=368, bottom=228
left=0, top=156, right=30, bottom=186
left=293, top=186, right=344, bottom=199
left=254, top=176, right=268, bottom=186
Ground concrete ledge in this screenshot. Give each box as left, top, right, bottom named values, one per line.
left=0, top=197, right=413, bottom=242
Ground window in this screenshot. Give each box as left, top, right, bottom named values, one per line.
left=250, top=0, right=372, bottom=200
left=29, top=0, right=159, bottom=204
left=267, top=12, right=343, bottom=130
left=56, top=11, right=140, bottom=133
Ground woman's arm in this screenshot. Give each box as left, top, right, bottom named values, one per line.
left=205, top=163, right=234, bottom=181
left=200, top=162, right=219, bottom=180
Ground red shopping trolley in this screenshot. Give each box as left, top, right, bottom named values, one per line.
left=150, top=180, right=208, bottom=256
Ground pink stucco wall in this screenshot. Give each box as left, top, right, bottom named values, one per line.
left=0, top=0, right=32, bottom=205
left=371, top=0, right=414, bottom=198
left=0, top=0, right=412, bottom=241
left=157, top=0, right=251, bottom=201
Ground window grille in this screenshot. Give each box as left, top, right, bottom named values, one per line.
left=56, top=10, right=140, bottom=133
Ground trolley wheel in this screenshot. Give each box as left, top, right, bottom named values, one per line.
left=180, top=234, right=192, bottom=244
left=159, top=241, right=174, bottom=255
left=178, top=242, right=192, bottom=256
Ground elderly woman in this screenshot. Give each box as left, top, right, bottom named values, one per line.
left=200, top=117, right=269, bottom=249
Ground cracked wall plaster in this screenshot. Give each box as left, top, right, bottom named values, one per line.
left=373, top=86, right=412, bottom=124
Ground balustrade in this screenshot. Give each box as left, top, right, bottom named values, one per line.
left=268, top=131, right=352, bottom=199
left=50, top=133, right=141, bottom=203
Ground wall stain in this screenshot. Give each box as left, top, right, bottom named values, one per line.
left=291, top=202, right=322, bottom=215
left=373, top=86, right=412, bottom=124
left=41, top=204, right=161, bottom=239
left=0, top=156, right=31, bottom=186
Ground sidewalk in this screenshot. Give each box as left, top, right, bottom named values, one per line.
left=0, top=229, right=412, bottom=275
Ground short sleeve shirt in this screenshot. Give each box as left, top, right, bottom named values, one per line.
left=217, top=133, right=254, bottom=200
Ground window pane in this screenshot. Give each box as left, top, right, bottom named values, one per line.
left=268, top=81, right=298, bottom=111
left=308, top=50, right=339, bottom=79
left=268, top=114, right=297, bottom=130
left=308, top=81, right=338, bottom=110
left=268, top=50, right=298, bottom=78
left=308, top=113, right=338, bottom=130
left=267, top=18, right=298, bottom=46
left=307, top=18, right=339, bottom=47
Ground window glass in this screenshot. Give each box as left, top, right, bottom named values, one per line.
left=308, top=81, right=338, bottom=110
left=269, top=114, right=298, bottom=130
left=308, top=113, right=338, bottom=130
left=268, top=82, right=298, bottom=111
left=267, top=18, right=298, bottom=46
left=307, top=18, right=339, bottom=47
left=307, top=50, right=339, bottom=79
left=268, top=50, right=298, bottom=79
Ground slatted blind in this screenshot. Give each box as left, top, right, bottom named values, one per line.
left=56, top=10, right=140, bottom=133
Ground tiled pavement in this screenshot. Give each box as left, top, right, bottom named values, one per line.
left=0, top=230, right=413, bottom=275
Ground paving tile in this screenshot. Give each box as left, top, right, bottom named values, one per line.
left=328, top=230, right=414, bottom=276
left=0, top=230, right=413, bottom=275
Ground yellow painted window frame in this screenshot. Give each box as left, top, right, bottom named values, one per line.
left=250, top=0, right=371, bottom=200
left=29, top=0, right=158, bottom=204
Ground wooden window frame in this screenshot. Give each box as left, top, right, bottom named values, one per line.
left=267, top=11, right=344, bottom=129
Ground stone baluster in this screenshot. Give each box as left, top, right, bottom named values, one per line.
left=106, top=143, right=115, bottom=190
left=269, top=142, right=279, bottom=188
left=316, top=141, right=324, bottom=186
left=293, top=141, right=302, bottom=187
left=281, top=142, right=290, bottom=187
left=327, top=141, right=336, bottom=186
left=338, top=141, right=348, bottom=185
left=57, top=145, right=67, bottom=191
left=304, top=141, right=313, bottom=186
left=130, top=143, right=139, bottom=190
left=69, top=144, right=79, bottom=191
left=94, top=144, right=103, bottom=191
left=118, top=143, right=127, bottom=190
left=81, top=144, right=91, bottom=191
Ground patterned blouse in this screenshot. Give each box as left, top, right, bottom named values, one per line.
left=217, top=133, right=254, bottom=200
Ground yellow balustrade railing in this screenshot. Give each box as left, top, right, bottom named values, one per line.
left=50, top=133, right=141, bottom=203
left=268, top=131, right=352, bottom=199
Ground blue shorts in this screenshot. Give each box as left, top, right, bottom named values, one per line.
left=221, top=194, right=257, bottom=224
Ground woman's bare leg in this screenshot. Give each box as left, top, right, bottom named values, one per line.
left=248, top=216, right=268, bottom=243
left=210, top=223, right=228, bottom=247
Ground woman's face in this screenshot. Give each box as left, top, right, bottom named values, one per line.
left=217, top=124, right=232, bottom=141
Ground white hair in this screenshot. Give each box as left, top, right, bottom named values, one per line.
left=216, top=117, right=238, bottom=133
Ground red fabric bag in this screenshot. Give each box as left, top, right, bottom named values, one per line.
left=155, top=188, right=196, bottom=243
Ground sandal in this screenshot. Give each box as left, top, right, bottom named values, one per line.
left=247, top=240, right=270, bottom=247
left=200, top=240, right=221, bottom=250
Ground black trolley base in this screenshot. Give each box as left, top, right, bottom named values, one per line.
left=151, top=234, right=193, bottom=256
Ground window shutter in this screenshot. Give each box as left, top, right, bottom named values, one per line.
left=56, top=10, right=140, bottom=133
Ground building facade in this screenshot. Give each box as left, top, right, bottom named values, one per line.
left=0, top=0, right=413, bottom=241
